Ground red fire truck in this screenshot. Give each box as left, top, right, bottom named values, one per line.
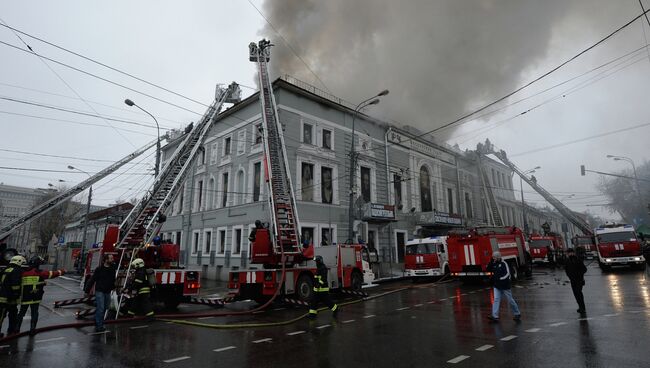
left=447, top=227, right=531, bottom=280
left=595, top=223, right=646, bottom=271
left=82, top=224, right=201, bottom=309
left=404, top=236, right=449, bottom=280
left=573, top=235, right=597, bottom=259
left=529, top=233, right=566, bottom=265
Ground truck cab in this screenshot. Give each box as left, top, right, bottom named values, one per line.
left=595, top=224, right=645, bottom=271
left=529, top=234, right=565, bottom=265
left=404, top=236, right=449, bottom=279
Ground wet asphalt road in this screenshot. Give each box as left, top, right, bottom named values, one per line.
left=2, top=263, right=650, bottom=367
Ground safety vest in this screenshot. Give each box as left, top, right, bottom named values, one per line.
left=20, top=267, right=62, bottom=304
left=0, top=266, right=23, bottom=304
left=313, top=275, right=329, bottom=292
left=132, top=269, right=151, bottom=294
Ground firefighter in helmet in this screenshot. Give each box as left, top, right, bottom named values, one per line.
left=308, top=255, right=338, bottom=318
left=0, top=255, right=26, bottom=337
left=126, top=258, right=154, bottom=319
left=17, top=256, right=65, bottom=335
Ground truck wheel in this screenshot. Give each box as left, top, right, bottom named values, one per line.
left=296, top=274, right=314, bottom=302
left=599, top=262, right=611, bottom=272
left=350, top=270, right=363, bottom=291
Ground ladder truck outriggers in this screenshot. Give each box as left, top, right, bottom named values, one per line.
left=227, top=40, right=375, bottom=305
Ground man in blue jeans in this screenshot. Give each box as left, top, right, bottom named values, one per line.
left=486, top=251, right=521, bottom=322
left=84, top=254, right=116, bottom=332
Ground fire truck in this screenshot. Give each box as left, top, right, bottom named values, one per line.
left=227, top=40, right=375, bottom=304
left=529, top=233, right=565, bottom=265
left=404, top=236, right=449, bottom=280
left=595, top=223, right=645, bottom=271
left=573, top=235, right=597, bottom=259
left=447, top=227, right=531, bottom=280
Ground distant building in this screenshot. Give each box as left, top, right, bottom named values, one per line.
left=0, top=183, right=56, bottom=249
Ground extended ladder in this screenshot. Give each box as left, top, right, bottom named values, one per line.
left=249, top=40, right=302, bottom=255
left=477, top=157, right=504, bottom=226
left=477, top=139, right=592, bottom=235
left=0, top=139, right=158, bottom=240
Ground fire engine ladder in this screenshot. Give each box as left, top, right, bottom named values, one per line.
left=476, top=155, right=504, bottom=226
left=0, top=139, right=158, bottom=240
left=250, top=40, right=302, bottom=255
left=478, top=139, right=592, bottom=235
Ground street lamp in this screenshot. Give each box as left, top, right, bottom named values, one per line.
left=606, top=154, right=642, bottom=203
left=347, top=90, right=389, bottom=242
left=520, top=166, right=541, bottom=234
left=68, top=165, right=92, bottom=274
left=125, top=98, right=161, bottom=178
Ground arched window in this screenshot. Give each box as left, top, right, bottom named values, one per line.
left=236, top=170, right=245, bottom=205
left=420, top=166, right=432, bottom=212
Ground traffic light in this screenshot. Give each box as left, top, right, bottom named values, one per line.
left=580, top=165, right=586, bottom=176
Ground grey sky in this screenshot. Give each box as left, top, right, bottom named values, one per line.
left=1, top=1, right=649, bottom=221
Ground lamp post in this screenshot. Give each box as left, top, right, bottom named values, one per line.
left=347, top=89, right=389, bottom=242
left=606, top=154, right=642, bottom=204
left=68, top=165, right=92, bottom=274
left=520, top=166, right=541, bottom=234
left=125, top=98, right=161, bottom=178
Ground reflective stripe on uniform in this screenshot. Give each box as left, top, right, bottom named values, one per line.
left=309, top=309, right=318, bottom=315
left=313, top=287, right=329, bottom=292
left=331, top=304, right=338, bottom=312
left=139, top=287, right=151, bottom=294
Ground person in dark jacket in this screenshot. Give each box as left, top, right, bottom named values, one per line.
left=308, top=256, right=338, bottom=318
left=126, top=258, right=154, bottom=320
left=84, top=254, right=116, bottom=332
left=486, top=251, right=521, bottom=322
left=0, top=255, right=26, bottom=337
left=17, top=256, right=65, bottom=335
left=565, top=248, right=587, bottom=314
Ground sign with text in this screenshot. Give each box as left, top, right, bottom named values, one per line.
left=417, top=211, right=462, bottom=226
left=363, top=203, right=396, bottom=221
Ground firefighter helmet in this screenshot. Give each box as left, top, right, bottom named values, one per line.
left=29, top=255, right=45, bottom=267
left=314, top=255, right=324, bottom=264
left=10, top=255, right=27, bottom=266
left=131, top=258, right=145, bottom=268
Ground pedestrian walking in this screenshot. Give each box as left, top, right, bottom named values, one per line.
left=84, top=254, right=116, bottom=332
left=0, top=255, right=26, bottom=337
left=17, top=256, right=65, bottom=335
left=126, top=258, right=154, bottom=320
left=486, top=251, right=521, bottom=322
left=564, top=248, right=587, bottom=314
left=308, top=255, right=338, bottom=318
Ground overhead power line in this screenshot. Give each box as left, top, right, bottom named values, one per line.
left=0, top=165, right=150, bottom=175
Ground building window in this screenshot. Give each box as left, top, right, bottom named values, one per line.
left=208, top=177, right=215, bottom=210
left=198, top=148, right=205, bottom=166
left=447, top=187, right=454, bottom=214
left=218, top=229, right=226, bottom=254
left=204, top=230, right=212, bottom=253
left=175, top=231, right=182, bottom=247
left=301, top=227, right=315, bottom=247
left=222, top=172, right=229, bottom=207
left=177, top=185, right=184, bottom=215
left=321, top=227, right=332, bottom=246
left=254, top=123, right=263, bottom=145
left=224, top=137, right=231, bottom=156
left=302, top=123, right=313, bottom=144
left=193, top=232, right=200, bottom=254
left=393, top=173, right=402, bottom=209
left=321, top=166, right=333, bottom=204
left=301, top=163, right=314, bottom=201
left=234, top=228, right=242, bottom=254
left=253, top=162, right=261, bottom=202
left=210, top=143, right=218, bottom=165
left=322, top=129, right=332, bottom=149
left=197, top=180, right=203, bottom=210
left=420, top=166, right=433, bottom=212
left=465, top=192, right=473, bottom=218
left=360, top=166, right=371, bottom=203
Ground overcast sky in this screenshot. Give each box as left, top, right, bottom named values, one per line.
left=1, top=1, right=649, bottom=221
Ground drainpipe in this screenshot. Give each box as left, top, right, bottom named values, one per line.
left=384, top=127, right=393, bottom=278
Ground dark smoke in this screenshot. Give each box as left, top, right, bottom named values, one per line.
left=259, top=0, right=628, bottom=141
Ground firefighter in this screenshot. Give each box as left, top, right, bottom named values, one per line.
left=308, top=255, right=338, bottom=318
left=0, top=255, right=26, bottom=337
left=126, top=258, right=154, bottom=320
left=17, top=256, right=65, bottom=335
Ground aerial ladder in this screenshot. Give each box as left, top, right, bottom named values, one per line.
left=0, top=139, right=159, bottom=241
left=476, top=152, right=504, bottom=226
left=249, top=39, right=302, bottom=262
left=476, top=139, right=592, bottom=235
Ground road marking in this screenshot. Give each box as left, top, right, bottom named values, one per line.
left=87, top=331, right=110, bottom=336
left=198, top=316, right=214, bottom=320
left=468, top=291, right=476, bottom=294
left=287, top=330, right=306, bottom=336
left=253, top=338, right=272, bottom=343
left=273, top=307, right=286, bottom=311
left=129, top=325, right=149, bottom=330
left=447, top=355, right=470, bottom=364
left=629, top=310, right=643, bottom=314
left=500, top=335, right=517, bottom=341
left=414, top=303, right=423, bottom=307
left=525, top=328, right=541, bottom=333
left=514, top=285, right=524, bottom=288
left=362, top=314, right=375, bottom=319
left=439, top=297, right=448, bottom=300
left=316, top=324, right=331, bottom=329
left=396, top=307, right=410, bottom=311
left=342, top=319, right=355, bottom=324
left=252, top=310, right=265, bottom=314
left=475, top=344, right=494, bottom=351
left=427, top=301, right=437, bottom=304
left=163, top=356, right=191, bottom=363
left=603, top=313, right=619, bottom=317
left=214, top=346, right=237, bottom=352
left=549, top=322, right=567, bottom=327
left=578, top=317, right=593, bottom=321
left=35, top=337, right=65, bottom=343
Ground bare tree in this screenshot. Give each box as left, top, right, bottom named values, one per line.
left=31, top=188, right=79, bottom=247
left=597, top=161, right=650, bottom=225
